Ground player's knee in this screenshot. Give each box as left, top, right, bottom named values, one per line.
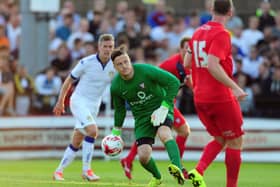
left=214, top=136, right=226, bottom=146
left=71, top=139, right=82, bottom=148
left=226, top=136, right=243, bottom=149
left=158, top=126, right=173, bottom=143
left=138, top=144, right=152, bottom=164
left=85, top=125, right=98, bottom=138
left=176, top=124, right=190, bottom=137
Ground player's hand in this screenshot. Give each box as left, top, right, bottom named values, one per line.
left=53, top=101, right=65, bottom=116
left=111, top=127, right=122, bottom=136
left=151, top=101, right=169, bottom=126
left=232, top=87, right=248, bottom=101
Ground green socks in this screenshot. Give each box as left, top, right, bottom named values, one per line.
left=165, top=139, right=182, bottom=169
left=141, top=157, right=162, bottom=179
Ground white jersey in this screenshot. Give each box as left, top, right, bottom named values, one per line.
left=70, top=54, right=115, bottom=103
left=69, top=54, right=115, bottom=130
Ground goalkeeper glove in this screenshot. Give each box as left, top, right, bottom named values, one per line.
left=151, top=101, right=169, bottom=126
left=111, top=127, right=121, bottom=136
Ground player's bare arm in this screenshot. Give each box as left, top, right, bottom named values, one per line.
left=207, top=54, right=248, bottom=101
left=183, top=49, right=193, bottom=89
left=53, top=75, right=74, bottom=116
left=183, top=48, right=192, bottom=68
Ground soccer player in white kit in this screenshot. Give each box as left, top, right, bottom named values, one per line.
left=52, top=34, right=115, bottom=181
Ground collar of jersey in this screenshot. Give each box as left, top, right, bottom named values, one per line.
left=97, top=54, right=110, bottom=69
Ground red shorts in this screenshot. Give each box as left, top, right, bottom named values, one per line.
left=195, top=99, right=244, bottom=139
left=173, top=107, right=186, bottom=128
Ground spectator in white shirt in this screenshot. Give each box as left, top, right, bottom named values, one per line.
left=241, top=16, right=264, bottom=55
left=242, top=46, right=264, bottom=79
left=67, top=18, right=94, bottom=50
left=34, top=67, right=62, bottom=113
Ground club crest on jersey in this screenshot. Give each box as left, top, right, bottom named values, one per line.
left=108, top=71, right=115, bottom=78
left=87, top=115, right=93, bottom=122
left=139, top=82, right=145, bottom=89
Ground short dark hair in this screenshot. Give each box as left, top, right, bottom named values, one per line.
left=213, top=0, right=233, bottom=15
left=111, top=45, right=127, bottom=62
left=180, top=37, right=191, bottom=49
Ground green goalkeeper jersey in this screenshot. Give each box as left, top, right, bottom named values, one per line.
left=111, top=63, right=180, bottom=131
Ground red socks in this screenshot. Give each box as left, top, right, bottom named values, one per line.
left=176, top=135, right=187, bottom=158
left=126, top=142, right=138, bottom=163
left=196, top=140, right=223, bottom=175
left=225, top=148, right=241, bottom=187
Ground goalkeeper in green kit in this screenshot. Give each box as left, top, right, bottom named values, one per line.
left=109, top=45, right=185, bottom=187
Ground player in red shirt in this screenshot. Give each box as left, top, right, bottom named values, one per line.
left=184, top=1, right=247, bottom=187
left=120, top=37, right=192, bottom=180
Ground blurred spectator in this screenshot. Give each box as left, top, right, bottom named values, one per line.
left=0, top=0, right=15, bottom=22
left=115, top=0, right=128, bottom=22
left=70, top=38, right=84, bottom=61
left=116, top=10, right=141, bottom=49
left=0, top=24, right=9, bottom=49
left=84, top=41, right=97, bottom=57
left=231, top=24, right=247, bottom=56
left=168, top=17, right=186, bottom=52
left=0, top=45, right=15, bottom=116
left=133, top=4, right=147, bottom=25
left=116, top=9, right=141, bottom=35
left=226, top=8, right=244, bottom=32
left=50, top=43, right=72, bottom=81
left=88, top=10, right=103, bottom=39
left=133, top=47, right=145, bottom=64
left=241, top=16, right=264, bottom=55
left=272, top=11, right=280, bottom=38
left=34, top=67, right=62, bottom=114
left=242, top=46, right=263, bottom=80
left=56, top=0, right=81, bottom=32
left=147, top=0, right=166, bottom=28
left=233, top=59, right=254, bottom=115
left=6, top=13, right=21, bottom=54
left=87, top=0, right=106, bottom=21
left=14, top=64, right=34, bottom=116
left=56, top=8, right=73, bottom=41
left=48, top=29, right=63, bottom=62
left=255, top=64, right=280, bottom=116
left=252, top=57, right=271, bottom=95
left=256, top=0, right=276, bottom=31
left=199, top=0, right=212, bottom=25
left=267, top=66, right=280, bottom=95
left=183, top=10, right=201, bottom=37
left=67, top=18, right=94, bottom=50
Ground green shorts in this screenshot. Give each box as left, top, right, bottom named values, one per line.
left=134, top=112, right=173, bottom=140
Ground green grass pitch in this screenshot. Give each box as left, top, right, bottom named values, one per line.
left=0, top=159, right=279, bottom=187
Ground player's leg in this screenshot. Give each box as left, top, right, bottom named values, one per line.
left=53, top=129, right=83, bottom=180
left=137, top=138, right=162, bottom=187
left=120, top=141, right=137, bottom=179
left=221, top=100, right=244, bottom=187
left=173, top=107, right=190, bottom=159
left=189, top=103, right=225, bottom=187
left=225, top=136, right=243, bottom=187
left=82, top=124, right=99, bottom=181
left=157, top=120, right=184, bottom=185
left=70, top=98, right=100, bottom=181
left=173, top=108, right=190, bottom=178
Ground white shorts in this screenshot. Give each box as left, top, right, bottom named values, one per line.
left=70, top=96, right=100, bottom=131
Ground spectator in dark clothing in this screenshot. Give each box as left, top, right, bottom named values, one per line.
left=51, top=43, right=72, bottom=81
left=256, top=0, right=276, bottom=31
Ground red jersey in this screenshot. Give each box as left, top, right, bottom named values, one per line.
left=159, top=53, right=190, bottom=83
left=189, top=21, right=234, bottom=103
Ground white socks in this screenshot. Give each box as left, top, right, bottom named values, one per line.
left=56, top=144, right=79, bottom=172
left=82, top=136, right=95, bottom=172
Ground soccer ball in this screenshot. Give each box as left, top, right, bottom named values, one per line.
left=101, top=135, right=124, bottom=157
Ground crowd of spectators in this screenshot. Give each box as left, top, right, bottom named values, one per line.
left=0, top=0, right=279, bottom=117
